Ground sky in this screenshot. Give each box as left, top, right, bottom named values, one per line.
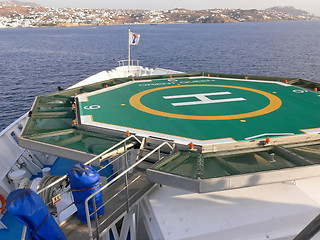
left=18, top=0, right=320, bottom=16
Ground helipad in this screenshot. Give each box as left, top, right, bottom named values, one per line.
left=77, top=77, right=320, bottom=145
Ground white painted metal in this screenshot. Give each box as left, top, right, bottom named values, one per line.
left=119, top=209, right=136, bottom=240
left=0, top=113, right=52, bottom=197
left=142, top=179, right=320, bottom=240
left=21, top=225, right=27, bottom=240
left=69, top=64, right=182, bottom=89
left=0, top=217, right=7, bottom=230
left=163, top=92, right=246, bottom=106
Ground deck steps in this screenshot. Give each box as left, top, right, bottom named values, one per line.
left=60, top=169, right=155, bottom=240
left=136, top=148, right=170, bottom=169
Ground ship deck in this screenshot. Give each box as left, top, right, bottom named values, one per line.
left=19, top=72, right=320, bottom=193
left=16, top=72, right=320, bottom=238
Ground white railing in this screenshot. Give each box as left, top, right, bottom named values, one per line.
left=36, top=135, right=142, bottom=197
left=118, top=60, right=140, bottom=67
left=85, top=141, right=174, bottom=240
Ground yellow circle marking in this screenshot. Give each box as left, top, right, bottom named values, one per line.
left=129, top=85, right=282, bottom=120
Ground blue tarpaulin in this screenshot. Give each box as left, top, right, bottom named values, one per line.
left=5, top=188, right=66, bottom=240
left=68, top=163, right=104, bottom=223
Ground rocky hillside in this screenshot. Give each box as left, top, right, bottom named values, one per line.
left=266, top=6, right=310, bottom=17
left=0, top=1, right=318, bottom=28
left=0, top=0, right=40, bottom=7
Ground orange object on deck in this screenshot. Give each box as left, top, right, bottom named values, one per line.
left=266, top=137, right=270, bottom=144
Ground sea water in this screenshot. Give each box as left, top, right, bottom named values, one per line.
left=1, top=21, right=320, bottom=131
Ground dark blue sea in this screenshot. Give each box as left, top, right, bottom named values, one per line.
left=1, top=21, right=320, bottom=131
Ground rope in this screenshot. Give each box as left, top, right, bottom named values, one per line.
left=71, top=184, right=101, bottom=192
left=28, top=211, right=49, bottom=240
left=59, top=233, right=66, bottom=240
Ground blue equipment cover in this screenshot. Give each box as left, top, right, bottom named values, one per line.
left=68, top=163, right=104, bottom=223
left=5, top=188, right=66, bottom=240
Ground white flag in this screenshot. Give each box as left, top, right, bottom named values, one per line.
left=129, top=31, right=140, bottom=45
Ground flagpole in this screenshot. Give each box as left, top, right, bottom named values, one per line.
left=128, top=28, right=131, bottom=73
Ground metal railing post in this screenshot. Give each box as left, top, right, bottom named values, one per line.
left=21, top=225, right=27, bottom=240
left=158, top=148, right=160, bottom=161
left=124, top=141, right=130, bottom=212
left=85, top=198, right=94, bottom=240
left=93, top=197, right=100, bottom=240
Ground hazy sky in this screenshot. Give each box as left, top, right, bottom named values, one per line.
left=19, top=0, right=320, bottom=16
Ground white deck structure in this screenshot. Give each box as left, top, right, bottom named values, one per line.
left=143, top=181, right=320, bottom=239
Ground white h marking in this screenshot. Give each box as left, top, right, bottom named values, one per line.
left=163, top=92, right=246, bottom=106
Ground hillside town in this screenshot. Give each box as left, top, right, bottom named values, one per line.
left=0, top=1, right=319, bottom=28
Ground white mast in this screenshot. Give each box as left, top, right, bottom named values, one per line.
left=128, top=28, right=131, bottom=73
left=127, top=28, right=140, bottom=74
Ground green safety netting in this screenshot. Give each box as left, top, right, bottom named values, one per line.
left=152, top=144, right=320, bottom=179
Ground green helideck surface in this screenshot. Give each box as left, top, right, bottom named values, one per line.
left=79, top=77, right=320, bottom=142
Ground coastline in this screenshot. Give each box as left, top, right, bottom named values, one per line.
left=0, top=19, right=319, bottom=29
left=0, top=4, right=319, bottom=28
